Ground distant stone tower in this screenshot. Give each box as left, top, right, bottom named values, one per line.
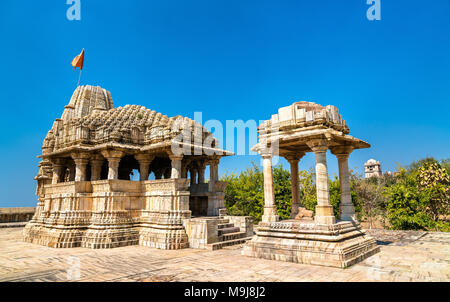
left=364, top=159, right=382, bottom=178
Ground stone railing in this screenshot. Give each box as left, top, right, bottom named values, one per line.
left=142, top=178, right=190, bottom=192
left=189, top=183, right=209, bottom=194
left=91, top=179, right=141, bottom=193
left=44, top=181, right=92, bottom=194
left=0, top=207, right=36, bottom=223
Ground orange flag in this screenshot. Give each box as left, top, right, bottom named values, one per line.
left=71, top=48, right=85, bottom=71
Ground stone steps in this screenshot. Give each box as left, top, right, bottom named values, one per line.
left=221, top=231, right=246, bottom=241
left=206, top=236, right=253, bottom=251
left=217, top=223, right=234, bottom=229
left=218, top=226, right=240, bottom=236
left=216, top=218, right=230, bottom=225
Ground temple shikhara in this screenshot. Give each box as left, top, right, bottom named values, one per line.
left=241, top=101, right=380, bottom=268
left=24, top=85, right=253, bottom=250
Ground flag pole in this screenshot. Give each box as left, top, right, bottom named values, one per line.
left=76, top=69, right=83, bottom=87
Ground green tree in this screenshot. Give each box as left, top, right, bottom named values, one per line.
left=384, top=169, right=431, bottom=230
left=223, top=163, right=264, bottom=220
left=329, top=175, right=341, bottom=218
left=417, top=162, right=450, bottom=227
left=353, top=178, right=386, bottom=229
left=273, top=165, right=293, bottom=220
left=223, top=163, right=293, bottom=222
left=298, top=169, right=317, bottom=212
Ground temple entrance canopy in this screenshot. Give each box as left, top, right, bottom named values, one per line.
left=243, top=101, right=380, bottom=268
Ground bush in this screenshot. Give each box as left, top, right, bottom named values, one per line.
left=222, top=157, right=450, bottom=232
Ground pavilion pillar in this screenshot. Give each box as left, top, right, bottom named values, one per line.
left=135, top=154, right=155, bottom=181
left=208, top=158, right=219, bottom=192
left=308, top=140, right=335, bottom=225
left=68, top=164, right=76, bottom=181
left=72, top=153, right=90, bottom=181
left=51, top=158, right=65, bottom=184
left=331, top=146, right=356, bottom=221
left=190, top=169, right=198, bottom=185
left=261, top=153, right=279, bottom=223
left=101, top=150, right=125, bottom=180
left=198, top=162, right=206, bottom=184
left=169, top=154, right=183, bottom=179
left=286, top=153, right=305, bottom=219
left=181, top=165, right=188, bottom=179
left=90, top=154, right=104, bottom=181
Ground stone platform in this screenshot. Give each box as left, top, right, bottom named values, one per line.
left=0, top=227, right=448, bottom=282
left=242, top=220, right=379, bottom=268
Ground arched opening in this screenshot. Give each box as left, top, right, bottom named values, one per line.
left=130, top=169, right=140, bottom=181
left=149, top=156, right=171, bottom=180
left=118, top=155, right=140, bottom=180
left=62, top=157, right=74, bottom=182
left=100, top=160, right=108, bottom=180
left=85, top=163, right=91, bottom=181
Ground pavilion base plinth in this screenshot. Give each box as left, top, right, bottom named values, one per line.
left=241, top=220, right=379, bottom=268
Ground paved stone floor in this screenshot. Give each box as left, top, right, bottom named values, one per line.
left=0, top=227, right=448, bottom=282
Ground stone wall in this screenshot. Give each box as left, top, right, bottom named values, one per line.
left=224, top=215, right=254, bottom=237
left=183, top=217, right=219, bottom=249
left=0, top=207, right=36, bottom=223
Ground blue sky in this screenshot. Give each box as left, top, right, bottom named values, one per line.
left=0, top=0, right=449, bottom=207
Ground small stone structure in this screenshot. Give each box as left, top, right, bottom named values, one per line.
left=24, top=85, right=253, bottom=249
left=0, top=207, right=35, bottom=223
left=364, top=159, right=382, bottom=178
left=242, top=101, right=379, bottom=268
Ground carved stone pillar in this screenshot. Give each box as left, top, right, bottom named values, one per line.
left=208, top=158, right=219, bottom=192
left=190, top=169, right=198, bottom=186
left=198, top=162, right=206, bottom=184
left=135, top=154, right=155, bottom=181
left=101, top=150, right=125, bottom=180
left=72, top=153, right=90, bottom=181
left=308, top=140, right=335, bottom=225
left=331, top=146, right=356, bottom=221
left=68, top=164, right=76, bottom=181
left=90, top=154, right=104, bottom=181
left=286, top=152, right=305, bottom=219
left=169, top=154, right=183, bottom=179
left=181, top=158, right=191, bottom=179
left=51, top=158, right=65, bottom=184
left=261, top=153, right=278, bottom=223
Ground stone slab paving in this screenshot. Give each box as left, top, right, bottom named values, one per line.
left=0, top=227, right=448, bottom=282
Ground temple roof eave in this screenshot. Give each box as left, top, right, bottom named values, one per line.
left=38, top=140, right=234, bottom=159
left=251, top=128, right=370, bottom=156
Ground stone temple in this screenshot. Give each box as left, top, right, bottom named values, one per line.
left=24, top=85, right=253, bottom=250
left=242, top=101, right=380, bottom=268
